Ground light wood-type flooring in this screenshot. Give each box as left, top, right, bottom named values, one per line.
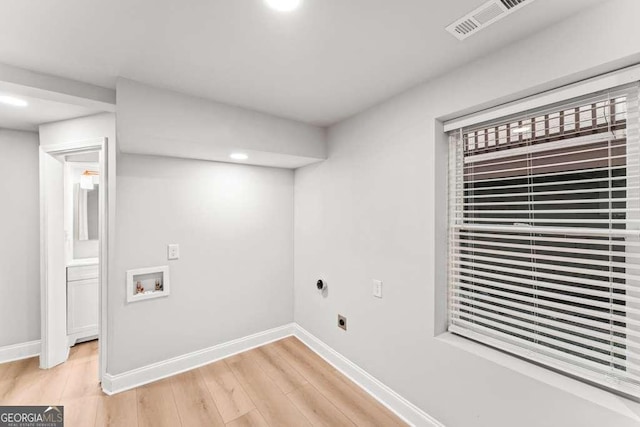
left=0, top=337, right=407, bottom=426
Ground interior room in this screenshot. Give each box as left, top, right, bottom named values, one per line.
left=1, top=0, right=640, bottom=426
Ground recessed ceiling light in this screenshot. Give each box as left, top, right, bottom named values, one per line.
left=230, top=153, right=249, bottom=161
left=0, top=95, right=28, bottom=107
left=264, top=0, right=302, bottom=12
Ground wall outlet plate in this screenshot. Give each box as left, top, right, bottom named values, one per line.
left=168, top=244, right=180, bottom=260
left=338, top=314, right=347, bottom=331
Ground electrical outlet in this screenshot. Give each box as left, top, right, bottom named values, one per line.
left=372, top=280, right=383, bottom=298
left=168, top=244, right=180, bottom=260
left=338, top=314, right=347, bottom=331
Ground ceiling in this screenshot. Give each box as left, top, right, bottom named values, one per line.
left=0, top=0, right=606, bottom=126
left=0, top=93, right=103, bottom=131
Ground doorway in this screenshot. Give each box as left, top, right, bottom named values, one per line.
left=39, top=138, right=109, bottom=384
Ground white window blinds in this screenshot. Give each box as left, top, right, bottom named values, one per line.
left=448, top=83, right=640, bottom=397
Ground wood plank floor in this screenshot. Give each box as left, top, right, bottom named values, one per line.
left=0, top=337, right=407, bottom=426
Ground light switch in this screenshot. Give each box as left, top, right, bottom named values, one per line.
left=373, top=280, right=383, bottom=298
left=168, top=244, right=180, bottom=260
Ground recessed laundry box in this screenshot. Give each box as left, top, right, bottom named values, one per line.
left=126, top=265, right=170, bottom=303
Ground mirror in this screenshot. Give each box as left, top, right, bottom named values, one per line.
left=65, top=155, right=100, bottom=262
left=75, top=183, right=99, bottom=241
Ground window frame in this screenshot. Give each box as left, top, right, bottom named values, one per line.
left=445, top=82, right=640, bottom=400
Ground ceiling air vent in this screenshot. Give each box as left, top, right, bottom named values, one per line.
left=453, top=19, right=479, bottom=38
left=446, top=0, right=536, bottom=41
left=501, top=0, right=527, bottom=10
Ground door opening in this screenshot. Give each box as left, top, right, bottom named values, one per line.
left=40, top=138, right=109, bottom=384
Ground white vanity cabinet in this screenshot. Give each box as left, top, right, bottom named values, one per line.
left=67, top=263, right=99, bottom=345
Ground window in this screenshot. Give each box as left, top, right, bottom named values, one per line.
left=447, top=83, right=640, bottom=397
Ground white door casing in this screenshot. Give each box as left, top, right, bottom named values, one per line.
left=39, top=138, right=109, bottom=384
left=39, top=150, right=68, bottom=368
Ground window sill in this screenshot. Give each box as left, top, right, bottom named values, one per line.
left=436, top=332, right=640, bottom=421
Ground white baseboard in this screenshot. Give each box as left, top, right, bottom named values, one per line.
left=293, top=325, right=444, bottom=427
left=102, top=323, right=295, bottom=395
left=101, top=322, right=442, bottom=427
left=0, top=340, right=41, bottom=364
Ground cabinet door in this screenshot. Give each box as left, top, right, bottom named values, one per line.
left=67, top=278, right=99, bottom=336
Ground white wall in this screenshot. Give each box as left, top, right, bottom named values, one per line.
left=39, top=104, right=297, bottom=381
left=39, top=112, right=116, bottom=148
left=112, top=79, right=303, bottom=374
left=0, top=129, right=40, bottom=347
left=294, top=0, right=640, bottom=426
left=117, top=78, right=326, bottom=169
left=110, top=154, right=294, bottom=374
